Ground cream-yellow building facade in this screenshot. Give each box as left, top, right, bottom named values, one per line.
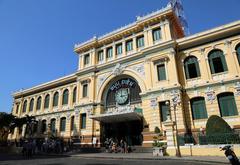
left=10, top=4, right=240, bottom=148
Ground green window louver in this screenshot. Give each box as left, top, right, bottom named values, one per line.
left=44, top=94, right=50, bottom=109
left=29, top=99, right=34, bottom=112
left=126, top=40, right=133, bottom=52
left=73, top=87, right=77, bottom=103
left=184, top=56, right=201, bottom=79
left=60, top=117, right=66, bottom=132
left=208, top=50, right=228, bottom=74
left=82, top=84, right=88, bottom=97
left=62, top=89, right=69, bottom=105
left=98, top=51, right=104, bottom=62
left=53, top=92, right=59, bottom=107
left=152, top=28, right=161, bottom=42
left=137, top=36, right=144, bottom=48
left=157, top=64, right=166, bottom=81
left=84, top=54, right=90, bottom=65
left=159, top=101, right=170, bottom=122
left=236, top=45, right=240, bottom=65
left=81, top=113, right=86, bottom=129
left=107, top=47, right=113, bottom=59
left=116, top=44, right=122, bottom=55
left=218, top=93, right=238, bottom=117
left=191, top=97, right=208, bottom=120
left=36, top=97, right=41, bottom=110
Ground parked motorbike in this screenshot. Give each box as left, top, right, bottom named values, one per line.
left=220, top=145, right=240, bottom=165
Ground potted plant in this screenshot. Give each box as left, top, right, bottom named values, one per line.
left=152, top=127, right=167, bottom=156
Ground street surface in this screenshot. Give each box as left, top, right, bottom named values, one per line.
left=0, top=155, right=223, bottom=165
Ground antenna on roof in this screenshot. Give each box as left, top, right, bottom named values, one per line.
left=168, top=0, right=189, bottom=35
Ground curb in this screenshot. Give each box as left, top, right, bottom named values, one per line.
left=70, top=154, right=229, bottom=164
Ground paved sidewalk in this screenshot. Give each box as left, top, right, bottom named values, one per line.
left=70, top=153, right=229, bottom=164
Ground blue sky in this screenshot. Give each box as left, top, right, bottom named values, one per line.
left=0, top=0, right=239, bottom=113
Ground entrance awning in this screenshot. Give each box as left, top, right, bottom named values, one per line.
left=90, top=107, right=142, bottom=123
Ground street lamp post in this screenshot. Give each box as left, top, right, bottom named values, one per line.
left=166, top=90, right=182, bottom=157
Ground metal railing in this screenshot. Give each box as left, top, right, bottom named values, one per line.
left=178, top=133, right=240, bottom=146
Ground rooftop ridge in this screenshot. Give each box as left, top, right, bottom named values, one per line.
left=12, top=73, right=76, bottom=96
left=74, top=4, right=172, bottom=50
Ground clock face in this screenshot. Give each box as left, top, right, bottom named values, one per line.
left=115, top=88, right=129, bottom=105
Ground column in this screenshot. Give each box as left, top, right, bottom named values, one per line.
left=147, top=28, right=153, bottom=46
left=58, top=89, right=63, bottom=110
left=133, top=35, right=137, bottom=52
left=40, top=94, right=45, bottom=113
left=199, top=48, right=211, bottom=81
left=122, top=39, right=126, bottom=56
left=18, top=100, right=23, bottom=117
left=49, top=92, right=53, bottom=112
left=78, top=54, right=82, bottom=70
left=33, top=96, right=37, bottom=114
left=144, top=58, right=153, bottom=89
left=103, top=47, right=107, bottom=63
left=90, top=48, right=96, bottom=66
left=169, top=50, right=180, bottom=85
left=143, top=27, right=149, bottom=48
left=26, top=98, right=30, bottom=114
left=89, top=75, right=96, bottom=101
left=112, top=42, right=116, bottom=59
left=225, top=40, right=239, bottom=75
left=163, top=20, right=171, bottom=41
left=232, top=50, right=240, bottom=74
left=76, top=78, right=81, bottom=104
left=163, top=120, right=175, bottom=147
left=69, top=86, right=73, bottom=108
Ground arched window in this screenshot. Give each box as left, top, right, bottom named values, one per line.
left=44, top=94, right=50, bottom=109
left=41, top=120, right=47, bottom=133
left=36, top=97, right=42, bottom=110
left=29, top=98, right=34, bottom=112
left=53, top=92, right=59, bottom=107
left=73, top=87, right=77, bottom=104
left=236, top=44, right=240, bottom=65
left=60, top=117, right=66, bottom=132
left=62, top=89, right=69, bottom=105
left=22, top=100, right=27, bottom=113
left=217, top=92, right=238, bottom=117
left=50, top=118, right=56, bottom=133
left=208, top=50, right=228, bottom=74
left=184, top=56, right=201, bottom=79
left=70, top=116, right=75, bottom=131
left=190, top=97, right=208, bottom=120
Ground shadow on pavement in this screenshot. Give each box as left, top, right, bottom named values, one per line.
left=0, top=153, right=70, bottom=162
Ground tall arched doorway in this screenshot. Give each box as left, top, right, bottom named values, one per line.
left=92, top=75, right=143, bottom=146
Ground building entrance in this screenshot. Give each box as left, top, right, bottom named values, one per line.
left=101, top=120, right=143, bottom=146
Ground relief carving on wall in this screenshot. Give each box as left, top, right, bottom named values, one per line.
left=205, top=87, right=215, bottom=104
left=112, top=63, right=126, bottom=76
left=235, top=82, right=240, bottom=96
left=129, top=63, right=145, bottom=78
left=97, top=74, right=108, bottom=91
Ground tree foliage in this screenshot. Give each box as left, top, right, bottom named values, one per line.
left=206, top=115, right=233, bottom=135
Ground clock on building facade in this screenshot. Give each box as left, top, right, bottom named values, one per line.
left=105, top=77, right=142, bottom=108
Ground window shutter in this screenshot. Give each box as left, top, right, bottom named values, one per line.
left=157, top=64, right=166, bottom=81
left=191, top=98, right=208, bottom=120
left=237, top=46, right=240, bottom=65
left=208, top=57, right=215, bottom=74
left=160, top=104, right=169, bottom=122
left=184, top=64, right=190, bottom=79
left=218, top=93, right=238, bottom=117
left=195, top=61, right=201, bottom=77
left=220, top=54, right=228, bottom=71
